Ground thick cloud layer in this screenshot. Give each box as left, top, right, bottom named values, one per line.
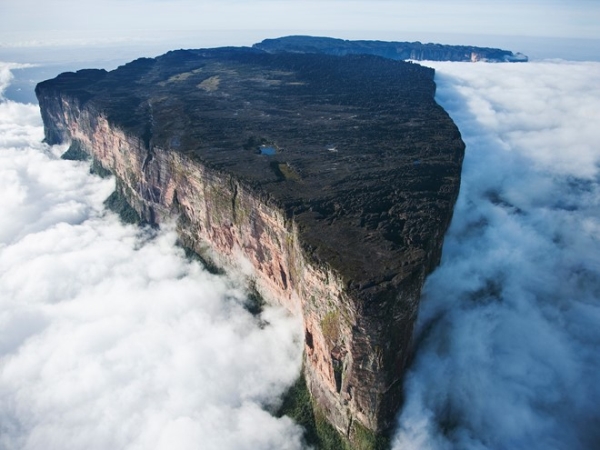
left=3, top=56, right=600, bottom=450
left=0, top=63, right=305, bottom=450
left=393, top=61, right=600, bottom=450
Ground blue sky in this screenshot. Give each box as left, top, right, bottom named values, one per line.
left=1, top=0, right=599, bottom=46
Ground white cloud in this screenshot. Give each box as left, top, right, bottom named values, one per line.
left=4, top=54, right=600, bottom=450
left=0, top=63, right=34, bottom=99
left=0, top=64, right=305, bottom=450
left=393, top=61, right=600, bottom=450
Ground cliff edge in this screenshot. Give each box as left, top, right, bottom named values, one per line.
left=36, top=46, right=464, bottom=448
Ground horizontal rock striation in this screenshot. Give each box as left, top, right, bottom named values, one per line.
left=255, top=35, right=528, bottom=62
left=36, top=46, right=464, bottom=447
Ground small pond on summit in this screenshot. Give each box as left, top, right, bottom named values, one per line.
left=260, top=145, right=277, bottom=155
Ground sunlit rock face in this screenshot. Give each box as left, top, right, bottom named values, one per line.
left=36, top=46, right=464, bottom=446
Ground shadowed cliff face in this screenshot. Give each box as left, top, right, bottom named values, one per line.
left=36, top=47, right=464, bottom=447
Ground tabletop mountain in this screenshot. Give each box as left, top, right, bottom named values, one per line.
left=36, top=44, right=464, bottom=449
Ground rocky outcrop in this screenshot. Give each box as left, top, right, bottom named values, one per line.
left=254, top=35, right=528, bottom=62
left=36, top=46, right=464, bottom=447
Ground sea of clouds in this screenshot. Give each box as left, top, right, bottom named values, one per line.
left=0, top=63, right=305, bottom=450
left=393, top=61, right=600, bottom=450
left=1, top=57, right=599, bottom=450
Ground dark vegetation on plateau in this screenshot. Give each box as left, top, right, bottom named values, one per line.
left=37, top=47, right=464, bottom=291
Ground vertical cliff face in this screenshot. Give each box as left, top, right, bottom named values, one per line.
left=36, top=47, right=464, bottom=447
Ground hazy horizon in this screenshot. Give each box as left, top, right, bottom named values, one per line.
left=2, top=30, right=599, bottom=107
left=2, top=0, right=599, bottom=41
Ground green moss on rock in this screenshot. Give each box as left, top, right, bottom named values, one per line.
left=321, top=310, right=341, bottom=346
left=277, top=373, right=346, bottom=449
left=90, top=158, right=113, bottom=178
left=277, top=372, right=389, bottom=450
left=349, top=421, right=389, bottom=450
left=104, top=186, right=142, bottom=225
left=178, top=240, right=225, bottom=275
left=61, top=140, right=90, bottom=161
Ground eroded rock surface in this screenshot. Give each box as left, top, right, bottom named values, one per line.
left=36, top=46, right=464, bottom=446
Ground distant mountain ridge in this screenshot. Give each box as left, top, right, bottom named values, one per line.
left=254, top=35, right=528, bottom=63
